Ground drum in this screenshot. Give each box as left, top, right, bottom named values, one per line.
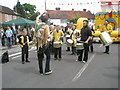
left=99, top=31, right=113, bottom=46
left=67, top=39, right=73, bottom=47
left=76, top=43, right=84, bottom=50
left=66, top=35, right=70, bottom=38
left=54, top=41, right=61, bottom=48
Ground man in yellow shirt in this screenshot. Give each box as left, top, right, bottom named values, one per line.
left=102, top=20, right=113, bottom=54
left=53, top=25, right=64, bottom=60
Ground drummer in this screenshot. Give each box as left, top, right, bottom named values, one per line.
left=53, top=25, right=64, bottom=60
left=49, top=25, right=55, bottom=54
left=66, top=24, right=73, bottom=51
left=77, top=20, right=92, bottom=63
left=70, top=24, right=80, bottom=55
left=101, top=20, right=113, bottom=54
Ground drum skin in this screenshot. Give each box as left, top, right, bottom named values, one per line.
left=67, top=39, right=73, bottom=47
left=76, top=18, right=88, bottom=30
left=99, top=31, right=113, bottom=46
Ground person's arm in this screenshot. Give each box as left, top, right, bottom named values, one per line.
left=84, top=29, right=92, bottom=43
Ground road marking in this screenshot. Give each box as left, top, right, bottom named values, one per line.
left=12, top=55, right=21, bottom=59
left=99, top=44, right=103, bottom=47
left=9, top=46, right=35, bottom=58
left=72, top=53, right=96, bottom=82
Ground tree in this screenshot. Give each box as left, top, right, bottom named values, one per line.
left=16, top=1, right=25, bottom=17
left=22, top=3, right=39, bottom=20
left=16, top=1, right=40, bottom=21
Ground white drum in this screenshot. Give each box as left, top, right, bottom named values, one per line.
left=47, top=38, right=51, bottom=42
left=76, top=43, right=84, bottom=50
left=54, top=41, right=61, bottom=48
left=66, top=35, right=70, bottom=38
left=67, top=39, right=73, bottom=47
left=99, top=31, right=113, bottom=46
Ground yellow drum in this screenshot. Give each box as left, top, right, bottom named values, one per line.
left=54, top=41, right=61, bottom=48
left=67, top=39, right=73, bottom=47
left=76, top=43, right=84, bottom=50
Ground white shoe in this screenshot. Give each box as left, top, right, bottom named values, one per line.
left=45, top=70, right=53, bottom=75
left=82, top=61, right=86, bottom=63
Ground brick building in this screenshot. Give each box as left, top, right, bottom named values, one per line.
left=0, top=5, right=21, bottom=24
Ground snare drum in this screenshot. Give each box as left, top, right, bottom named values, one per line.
left=67, top=39, right=73, bottom=47
left=76, top=43, right=84, bottom=50
left=54, top=41, right=61, bottom=48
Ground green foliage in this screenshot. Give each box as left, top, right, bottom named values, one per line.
left=16, top=1, right=40, bottom=21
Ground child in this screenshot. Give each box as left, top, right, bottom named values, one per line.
left=19, top=30, right=30, bottom=64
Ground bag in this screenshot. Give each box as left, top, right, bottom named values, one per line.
left=1, top=51, right=9, bottom=64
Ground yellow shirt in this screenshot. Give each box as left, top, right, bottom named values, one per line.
left=53, top=30, right=64, bottom=42
left=102, top=24, right=113, bottom=33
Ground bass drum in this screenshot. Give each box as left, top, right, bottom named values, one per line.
left=99, top=31, right=113, bottom=46
left=76, top=43, right=84, bottom=50
left=54, top=41, right=61, bottom=48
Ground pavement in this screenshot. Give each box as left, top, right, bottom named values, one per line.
left=1, top=42, right=119, bottom=88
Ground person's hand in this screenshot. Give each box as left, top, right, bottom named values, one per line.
left=84, top=40, right=88, bottom=43
left=23, top=43, right=25, bottom=45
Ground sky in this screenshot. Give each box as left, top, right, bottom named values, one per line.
left=0, top=0, right=102, bottom=13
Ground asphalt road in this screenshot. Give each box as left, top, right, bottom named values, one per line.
left=2, top=43, right=118, bottom=88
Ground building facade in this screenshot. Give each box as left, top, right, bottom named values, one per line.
left=0, top=5, right=20, bottom=24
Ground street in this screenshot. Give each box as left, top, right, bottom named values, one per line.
left=1, top=43, right=118, bottom=88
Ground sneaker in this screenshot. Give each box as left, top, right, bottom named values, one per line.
left=44, top=70, right=53, bottom=75
left=26, top=60, right=30, bottom=63
left=82, top=61, right=86, bottom=63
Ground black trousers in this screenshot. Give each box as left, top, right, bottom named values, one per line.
left=37, top=46, right=50, bottom=74
left=105, top=46, right=109, bottom=53
left=77, top=43, right=89, bottom=62
left=71, top=46, right=76, bottom=54
left=22, top=46, right=29, bottom=62
left=54, top=47, right=62, bottom=59
left=89, top=43, right=94, bottom=52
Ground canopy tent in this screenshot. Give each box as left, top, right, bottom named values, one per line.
left=2, top=18, right=36, bottom=26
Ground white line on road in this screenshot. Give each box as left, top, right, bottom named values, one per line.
left=9, top=46, right=35, bottom=58
left=12, top=55, right=21, bottom=59
left=99, top=44, right=103, bottom=47
left=72, top=53, right=96, bottom=82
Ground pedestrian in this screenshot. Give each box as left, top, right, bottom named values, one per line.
left=17, top=25, right=23, bottom=40
left=0, top=27, right=5, bottom=46
left=53, top=25, right=64, bottom=60
left=34, top=12, right=52, bottom=75
left=5, top=26, right=13, bottom=47
left=70, top=24, right=80, bottom=55
left=19, top=30, right=30, bottom=64
left=11, top=23, right=17, bottom=45
left=89, top=23, right=95, bottom=53
left=101, top=20, right=113, bottom=54
left=77, top=20, right=92, bottom=63
left=49, top=25, right=54, bottom=54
